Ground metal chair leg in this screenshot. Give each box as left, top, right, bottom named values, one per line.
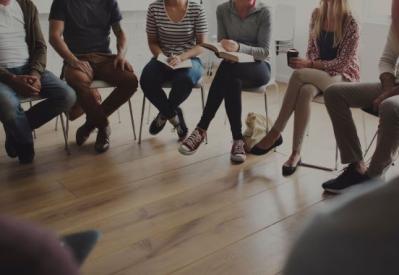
left=200, top=86, right=208, bottom=144
left=146, top=101, right=151, bottom=125
left=200, top=86, right=205, bottom=111
left=264, top=92, right=269, bottom=133
left=364, top=131, right=378, bottom=158
left=29, top=101, right=37, bottom=139
left=128, top=99, right=137, bottom=141
left=60, top=113, right=71, bottom=155
left=117, top=109, right=121, bottom=124
left=55, top=116, right=59, bottom=131
left=335, top=143, right=339, bottom=171
left=138, top=95, right=146, bottom=145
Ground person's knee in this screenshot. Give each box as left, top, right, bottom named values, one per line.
left=118, top=72, right=138, bottom=96
left=65, top=68, right=92, bottom=90
left=0, top=100, right=21, bottom=124
left=140, top=71, right=162, bottom=93
left=379, top=98, right=399, bottom=122
left=291, top=69, right=304, bottom=82
left=324, top=84, right=341, bottom=107
left=299, top=84, right=317, bottom=101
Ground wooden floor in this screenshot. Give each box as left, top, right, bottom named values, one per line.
left=0, top=80, right=398, bottom=275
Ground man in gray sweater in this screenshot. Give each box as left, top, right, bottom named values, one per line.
left=321, top=23, right=399, bottom=194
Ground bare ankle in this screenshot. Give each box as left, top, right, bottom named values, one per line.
left=354, top=161, right=367, bottom=174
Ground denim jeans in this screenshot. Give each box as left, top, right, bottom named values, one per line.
left=0, top=65, right=76, bottom=145
left=140, top=57, right=204, bottom=118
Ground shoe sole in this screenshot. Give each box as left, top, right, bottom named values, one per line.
left=230, top=155, right=246, bottom=163
left=178, top=146, right=197, bottom=156
left=323, top=188, right=344, bottom=195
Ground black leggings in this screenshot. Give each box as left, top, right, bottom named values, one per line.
left=198, top=61, right=271, bottom=140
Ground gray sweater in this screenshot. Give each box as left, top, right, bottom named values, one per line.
left=216, top=0, right=271, bottom=61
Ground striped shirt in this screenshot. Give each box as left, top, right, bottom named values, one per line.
left=146, top=0, right=208, bottom=57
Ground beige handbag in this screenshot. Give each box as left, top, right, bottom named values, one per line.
left=243, top=112, right=271, bottom=150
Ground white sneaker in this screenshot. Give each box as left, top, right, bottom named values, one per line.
left=231, top=140, right=246, bottom=163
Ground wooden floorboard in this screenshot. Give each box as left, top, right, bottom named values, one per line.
left=0, top=82, right=397, bottom=275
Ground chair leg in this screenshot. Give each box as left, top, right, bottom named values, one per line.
left=55, top=116, right=59, bottom=131
left=362, top=111, right=368, bottom=150
left=128, top=99, right=137, bottom=141
left=29, top=101, right=37, bottom=139
left=138, top=95, right=146, bottom=145
left=117, top=109, right=121, bottom=124
left=364, top=131, right=378, bottom=159
left=264, top=91, right=269, bottom=133
left=200, top=86, right=205, bottom=111
left=146, top=101, right=151, bottom=125
left=60, top=113, right=71, bottom=155
left=334, top=143, right=339, bottom=171
left=200, top=86, right=208, bottom=144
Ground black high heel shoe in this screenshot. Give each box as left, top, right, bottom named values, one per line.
left=250, top=136, right=283, bottom=156
left=282, top=158, right=301, bottom=177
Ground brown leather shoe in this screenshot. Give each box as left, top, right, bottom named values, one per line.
left=94, top=126, right=111, bottom=153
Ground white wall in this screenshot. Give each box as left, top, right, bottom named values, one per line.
left=34, top=0, right=153, bottom=13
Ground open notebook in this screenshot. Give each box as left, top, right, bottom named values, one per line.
left=157, top=53, right=193, bottom=69
left=201, top=42, right=255, bottom=63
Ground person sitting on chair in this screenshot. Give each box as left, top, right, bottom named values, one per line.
left=179, top=0, right=271, bottom=163
left=0, top=0, right=76, bottom=164
left=250, top=0, right=360, bottom=176
left=49, top=0, right=138, bottom=153
left=140, top=0, right=208, bottom=142
left=321, top=22, right=399, bottom=194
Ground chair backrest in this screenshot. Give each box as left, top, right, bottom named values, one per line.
left=90, top=80, right=114, bottom=89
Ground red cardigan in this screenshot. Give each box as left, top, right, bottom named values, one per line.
left=306, top=9, right=360, bottom=82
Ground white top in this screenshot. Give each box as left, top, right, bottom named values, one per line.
left=146, top=0, right=208, bottom=57
left=0, top=0, right=29, bottom=68
left=379, top=25, right=399, bottom=78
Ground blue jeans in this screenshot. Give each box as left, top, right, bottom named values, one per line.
left=0, top=66, right=76, bottom=145
left=140, top=57, right=203, bottom=118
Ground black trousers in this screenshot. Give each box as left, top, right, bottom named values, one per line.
left=198, top=60, right=271, bottom=140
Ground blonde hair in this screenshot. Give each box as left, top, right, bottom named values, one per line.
left=312, top=0, right=351, bottom=47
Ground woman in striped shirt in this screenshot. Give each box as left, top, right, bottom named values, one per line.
left=140, top=0, right=208, bottom=141
left=179, top=0, right=272, bottom=163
